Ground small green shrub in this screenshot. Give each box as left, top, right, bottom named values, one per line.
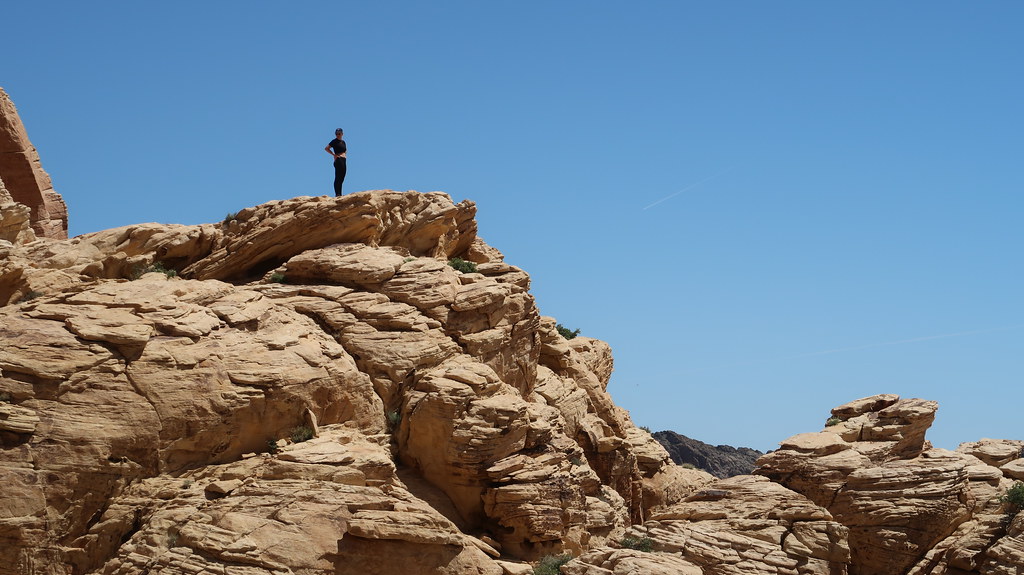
left=533, top=553, right=573, bottom=575
left=1002, top=482, right=1024, bottom=513
left=267, top=439, right=280, bottom=454
left=448, top=257, right=477, bottom=273
left=680, top=463, right=697, bottom=469
left=639, top=425, right=651, bottom=433
left=825, top=416, right=842, bottom=427
left=290, top=426, right=315, bottom=443
left=386, top=410, right=402, bottom=430
left=556, top=324, right=581, bottom=340
left=18, top=290, right=42, bottom=303
left=0, top=392, right=12, bottom=403
left=150, top=262, right=177, bottom=278
left=223, top=212, right=238, bottom=225
left=269, top=272, right=287, bottom=283
left=130, top=261, right=177, bottom=280
left=619, top=536, right=654, bottom=552
left=181, top=480, right=192, bottom=489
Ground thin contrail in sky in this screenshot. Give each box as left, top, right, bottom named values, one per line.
left=780, top=323, right=1024, bottom=361
left=642, top=166, right=738, bottom=210
left=679, top=323, right=1024, bottom=374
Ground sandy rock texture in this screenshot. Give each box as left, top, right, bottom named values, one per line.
left=2, top=190, right=1023, bottom=575
left=0, top=87, right=67, bottom=239
left=0, top=190, right=712, bottom=575
left=2, top=87, right=1022, bottom=574
left=1, top=177, right=36, bottom=245
left=757, top=394, right=1024, bottom=575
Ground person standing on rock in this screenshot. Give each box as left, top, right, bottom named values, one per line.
left=324, top=128, right=347, bottom=196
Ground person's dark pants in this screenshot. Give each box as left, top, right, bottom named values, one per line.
left=333, top=158, right=347, bottom=196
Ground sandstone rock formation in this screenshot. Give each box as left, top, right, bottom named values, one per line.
left=756, top=394, right=1024, bottom=575
left=3, top=192, right=1023, bottom=575
left=0, top=87, right=67, bottom=239
left=1, top=176, right=36, bottom=245
left=0, top=189, right=716, bottom=575
left=653, top=430, right=763, bottom=478
left=2, top=96, right=1022, bottom=574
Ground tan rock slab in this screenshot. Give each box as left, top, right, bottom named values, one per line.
left=0, top=402, right=39, bottom=433
left=777, top=432, right=851, bottom=455
left=957, top=438, right=1024, bottom=468
left=1001, top=458, right=1024, bottom=481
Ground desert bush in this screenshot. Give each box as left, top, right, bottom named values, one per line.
left=17, top=290, right=42, bottom=303
left=0, top=392, right=12, bottom=403
left=290, top=426, right=314, bottom=443
left=223, top=212, right=238, bottom=225
left=619, top=536, right=654, bottom=552
left=556, top=323, right=581, bottom=340
left=150, top=262, right=177, bottom=277
left=825, top=416, right=842, bottom=427
left=269, top=272, right=287, bottom=283
left=386, top=410, right=402, bottom=431
left=533, top=554, right=573, bottom=575
left=448, top=257, right=477, bottom=273
left=267, top=439, right=280, bottom=454
left=1003, top=481, right=1024, bottom=513
left=130, top=261, right=177, bottom=280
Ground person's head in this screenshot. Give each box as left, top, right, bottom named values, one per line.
left=335, top=128, right=344, bottom=138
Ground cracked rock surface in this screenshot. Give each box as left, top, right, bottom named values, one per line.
left=1, top=189, right=1022, bottom=575
left=0, top=191, right=710, bottom=575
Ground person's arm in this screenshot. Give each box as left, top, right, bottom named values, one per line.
left=325, top=144, right=337, bottom=157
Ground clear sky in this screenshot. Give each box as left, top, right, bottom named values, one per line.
left=5, top=2, right=1022, bottom=452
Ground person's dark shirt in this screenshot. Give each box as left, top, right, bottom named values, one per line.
left=328, top=138, right=346, bottom=157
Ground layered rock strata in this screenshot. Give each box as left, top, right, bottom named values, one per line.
left=2, top=192, right=1023, bottom=574
left=1, top=176, right=36, bottom=244
left=0, top=190, right=711, bottom=575
left=1, top=89, right=1022, bottom=573
left=0, top=87, right=67, bottom=239
left=756, top=395, right=1024, bottom=575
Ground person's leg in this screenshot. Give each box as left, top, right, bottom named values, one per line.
left=334, top=159, right=347, bottom=196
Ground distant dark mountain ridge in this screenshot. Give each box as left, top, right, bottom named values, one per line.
left=654, top=430, right=763, bottom=478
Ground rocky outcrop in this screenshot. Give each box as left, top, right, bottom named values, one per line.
left=0, top=87, right=67, bottom=239
left=2, top=92, right=1023, bottom=574
left=653, top=430, right=763, bottom=478
left=756, top=394, right=1024, bottom=575
left=0, top=176, right=36, bottom=245
left=3, top=192, right=1024, bottom=575
left=560, top=396, right=1024, bottom=575
left=621, top=474, right=850, bottom=575
left=0, top=190, right=716, bottom=575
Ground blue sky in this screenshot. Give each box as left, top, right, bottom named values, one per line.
left=5, top=2, right=1022, bottom=452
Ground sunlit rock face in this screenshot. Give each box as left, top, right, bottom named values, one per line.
left=756, top=394, right=1024, bottom=575
left=0, top=189, right=714, bottom=575
left=7, top=190, right=1021, bottom=575
left=2, top=88, right=1022, bottom=575
left=0, top=87, right=67, bottom=239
